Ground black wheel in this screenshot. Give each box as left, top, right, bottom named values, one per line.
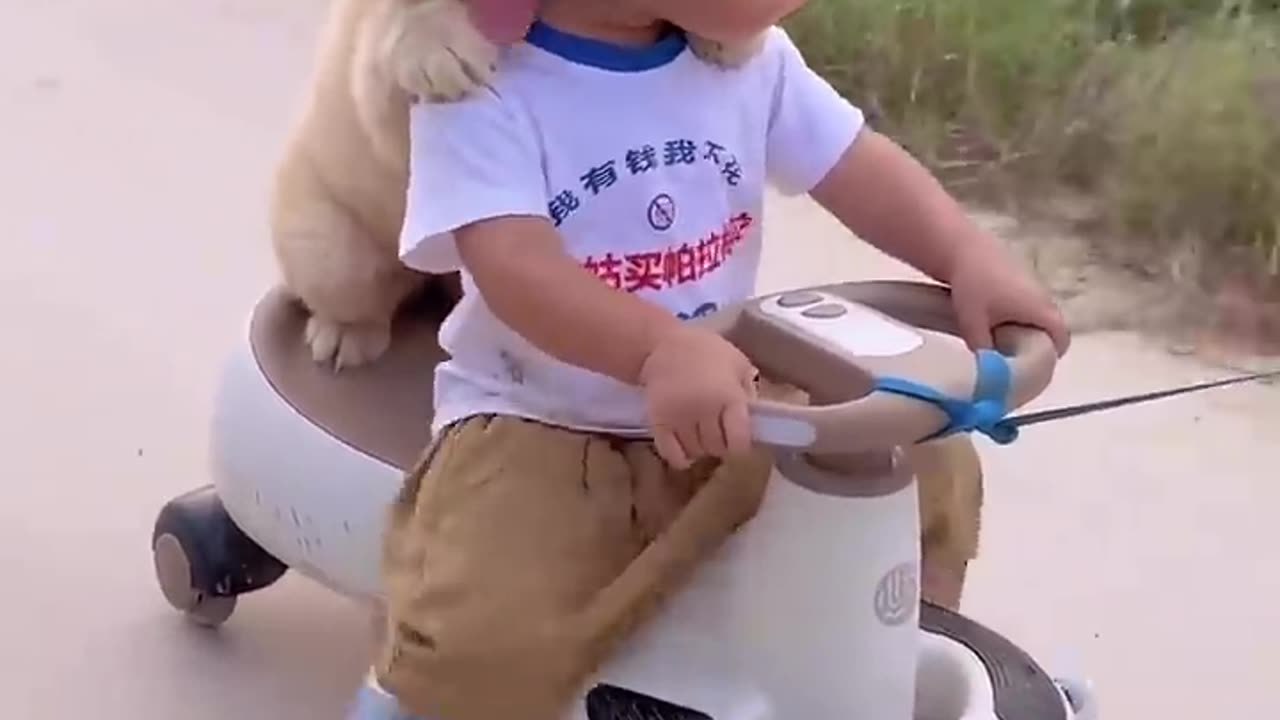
left=153, top=532, right=238, bottom=627
left=921, top=602, right=1069, bottom=720
left=151, top=485, right=289, bottom=628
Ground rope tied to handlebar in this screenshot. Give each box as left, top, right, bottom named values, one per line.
left=872, top=349, right=1021, bottom=445
left=874, top=350, right=1278, bottom=445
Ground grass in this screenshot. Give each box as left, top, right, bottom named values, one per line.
left=785, top=0, right=1280, bottom=290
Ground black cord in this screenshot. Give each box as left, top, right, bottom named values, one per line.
left=1005, top=370, right=1280, bottom=429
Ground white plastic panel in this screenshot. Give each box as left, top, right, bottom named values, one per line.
left=209, top=320, right=403, bottom=601
left=758, top=291, right=925, bottom=358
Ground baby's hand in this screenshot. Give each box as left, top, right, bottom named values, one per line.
left=640, top=326, right=759, bottom=469
left=949, top=244, right=1071, bottom=356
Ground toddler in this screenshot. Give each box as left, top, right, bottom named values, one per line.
left=352, top=1, right=1070, bottom=718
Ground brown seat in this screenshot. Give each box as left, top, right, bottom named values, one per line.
left=248, top=286, right=454, bottom=471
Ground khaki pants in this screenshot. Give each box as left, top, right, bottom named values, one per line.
left=374, top=415, right=983, bottom=720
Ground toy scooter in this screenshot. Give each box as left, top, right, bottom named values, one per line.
left=151, top=279, right=1099, bottom=719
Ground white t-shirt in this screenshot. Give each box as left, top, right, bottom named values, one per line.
left=400, top=21, right=864, bottom=436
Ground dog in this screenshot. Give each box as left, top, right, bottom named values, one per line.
left=269, top=0, right=767, bottom=371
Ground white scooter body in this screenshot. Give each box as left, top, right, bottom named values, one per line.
left=157, top=281, right=1098, bottom=720
left=575, top=464, right=922, bottom=720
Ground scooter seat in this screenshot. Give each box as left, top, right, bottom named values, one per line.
left=247, top=285, right=452, bottom=472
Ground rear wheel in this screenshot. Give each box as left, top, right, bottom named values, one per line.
left=153, top=532, right=239, bottom=628
left=150, top=485, right=288, bottom=628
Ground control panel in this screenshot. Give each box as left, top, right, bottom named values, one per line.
left=755, top=291, right=925, bottom=359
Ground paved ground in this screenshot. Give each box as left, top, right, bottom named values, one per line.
left=3, top=1, right=1277, bottom=718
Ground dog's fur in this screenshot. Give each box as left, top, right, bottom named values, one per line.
left=270, top=0, right=766, bottom=370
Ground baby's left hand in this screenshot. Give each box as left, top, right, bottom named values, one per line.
left=947, top=244, right=1071, bottom=357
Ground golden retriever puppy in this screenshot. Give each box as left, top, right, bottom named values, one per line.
left=269, top=0, right=766, bottom=370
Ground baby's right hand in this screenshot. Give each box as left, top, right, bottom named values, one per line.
left=639, top=325, right=759, bottom=469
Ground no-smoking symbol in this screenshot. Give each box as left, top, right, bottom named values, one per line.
left=647, top=193, right=676, bottom=231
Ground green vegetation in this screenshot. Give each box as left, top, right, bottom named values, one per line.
left=786, top=0, right=1280, bottom=286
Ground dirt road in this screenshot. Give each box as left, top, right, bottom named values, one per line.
left=3, top=1, right=1276, bottom=717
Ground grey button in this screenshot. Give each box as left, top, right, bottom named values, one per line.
left=802, top=303, right=848, bottom=319
left=777, top=291, right=823, bottom=308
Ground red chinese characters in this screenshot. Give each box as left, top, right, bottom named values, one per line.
left=583, top=212, right=755, bottom=292
left=582, top=253, right=623, bottom=289
left=622, top=251, right=666, bottom=292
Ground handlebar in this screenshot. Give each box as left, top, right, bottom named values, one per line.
left=694, top=280, right=1058, bottom=453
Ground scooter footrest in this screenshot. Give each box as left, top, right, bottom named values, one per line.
left=586, top=684, right=713, bottom=720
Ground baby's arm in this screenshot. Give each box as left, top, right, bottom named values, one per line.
left=762, top=27, right=1065, bottom=351
left=456, top=214, right=758, bottom=465
left=453, top=215, right=683, bottom=385
left=812, top=128, right=1068, bottom=353
left=808, top=129, right=1004, bottom=287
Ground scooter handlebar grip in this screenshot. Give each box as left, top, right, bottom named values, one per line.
left=993, top=322, right=1059, bottom=410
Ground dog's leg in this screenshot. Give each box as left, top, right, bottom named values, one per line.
left=271, top=185, right=425, bottom=371
left=908, top=436, right=985, bottom=611
left=299, top=257, right=422, bottom=371
left=380, top=0, right=501, bottom=103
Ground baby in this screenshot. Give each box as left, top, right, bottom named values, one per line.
left=351, top=0, right=1070, bottom=718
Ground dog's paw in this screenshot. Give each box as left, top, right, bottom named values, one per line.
left=384, top=0, right=499, bottom=102
left=305, top=315, right=393, bottom=372
left=688, top=34, right=766, bottom=69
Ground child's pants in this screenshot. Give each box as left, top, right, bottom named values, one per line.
left=370, top=412, right=983, bottom=720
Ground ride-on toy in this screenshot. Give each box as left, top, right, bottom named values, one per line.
left=152, top=279, right=1099, bottom=719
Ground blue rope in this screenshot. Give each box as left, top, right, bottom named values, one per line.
left=872, top=349, right=1020, bottom=445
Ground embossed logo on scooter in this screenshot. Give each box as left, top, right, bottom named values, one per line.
left=874, top=562, right=919, bottom=626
